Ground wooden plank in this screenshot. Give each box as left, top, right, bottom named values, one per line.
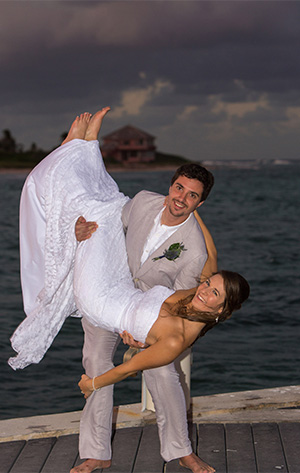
left=165, top=423, right=197, bottom=472
left=108, top=427, right=142, bottom=473
left=197, top=424, right=226, bottom=473
left=133, top=425, right=164, bottom=473
left=225, top=423, right=257, bottom=473
left=279, top=422, right=300, bottom=473
left=0, top=440, right=26, bottom=473
left=9, top=437, right=56, bottom=473
left=41, top=435, right=79, bottom=473
left=252, top=423, right=287, bottom=473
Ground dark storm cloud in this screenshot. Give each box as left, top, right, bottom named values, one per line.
left=2, top=2, right=300, bottom=86
left=1, top=1, right=300, bottom=159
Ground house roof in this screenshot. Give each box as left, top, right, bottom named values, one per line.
left=102, top=125, right=155, bottom=141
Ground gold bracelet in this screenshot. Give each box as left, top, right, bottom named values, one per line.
left=92, top=376, right=101, bottom=392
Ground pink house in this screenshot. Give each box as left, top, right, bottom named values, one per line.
left=101, top=125, right=156, bottom=163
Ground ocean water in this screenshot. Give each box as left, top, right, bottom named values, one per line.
left=1, top=161, right=300, bottom=420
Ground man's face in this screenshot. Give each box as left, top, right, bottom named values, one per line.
left=167, top=175, right=204, bottom=222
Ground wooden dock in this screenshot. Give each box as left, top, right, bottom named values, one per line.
left=1, top=387, right=300, bottom=473
left=1, top=422, right=300, bottom=473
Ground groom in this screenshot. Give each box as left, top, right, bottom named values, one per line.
left=73, top=158, right=217, bottom=471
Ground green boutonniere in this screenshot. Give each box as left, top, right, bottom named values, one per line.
left=152, top=242, right=187, bottom=262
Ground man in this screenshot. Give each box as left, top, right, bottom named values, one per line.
left=73, top=160, right=217, bottom=473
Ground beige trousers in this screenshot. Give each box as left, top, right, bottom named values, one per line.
left=79, top=318, right=192, bottom=462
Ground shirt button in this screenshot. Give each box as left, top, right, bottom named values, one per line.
left=134, top=278, right=139, bottom=283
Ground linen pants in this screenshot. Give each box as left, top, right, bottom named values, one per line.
left=79, top=318, right=192, bottom=462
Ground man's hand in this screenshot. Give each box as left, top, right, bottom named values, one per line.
left=120, top=331, right=147, bottom=349
left=75, top=216, right=98, bottom=242
left=78, top=374, right=93, bottom=399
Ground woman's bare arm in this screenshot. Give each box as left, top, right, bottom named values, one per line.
left=79, top=335, right=184, bottom=398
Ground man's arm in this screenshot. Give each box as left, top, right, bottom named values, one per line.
left=193, top=211, right=218, bottom=279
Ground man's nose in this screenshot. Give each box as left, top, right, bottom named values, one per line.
left=181, top=192, right=188, bottom=203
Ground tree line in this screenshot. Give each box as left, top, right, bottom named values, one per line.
left=0, top=129, right=67, bottom=154
left=0, top=129, right=68, bottom=168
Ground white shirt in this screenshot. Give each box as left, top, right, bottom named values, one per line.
left=140, top=208, right=191, bottom=265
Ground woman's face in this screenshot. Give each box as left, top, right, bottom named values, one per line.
left=191, top=274, right=225, bottom=312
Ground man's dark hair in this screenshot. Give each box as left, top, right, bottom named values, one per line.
left=171, top=163, right=214, bottom=202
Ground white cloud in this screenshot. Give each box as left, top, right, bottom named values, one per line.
left=210, top=94, right=270, bottom=119
left=177, top=106, right=198, bottom=121
left=109, top=79, right=173, bottom=118
left=284, top=106, right=300, bottom=128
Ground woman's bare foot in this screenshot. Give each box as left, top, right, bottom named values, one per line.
left=179, top=453, right=215, bottom=473
left=85, top=107, right=110, bottom=141
left=62, top=112, right=92, bottom=145
left=70, top=458, right=111, bottom=473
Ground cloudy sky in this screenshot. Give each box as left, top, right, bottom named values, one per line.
left=1, top=0, right=300, bottom=161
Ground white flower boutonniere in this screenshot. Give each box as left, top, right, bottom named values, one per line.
left=152, top=242, right=187, bottom=262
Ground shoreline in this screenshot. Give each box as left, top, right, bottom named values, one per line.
left=1, top=160, right=298, bottom=176
left=0, top=165, right=179, bottom=175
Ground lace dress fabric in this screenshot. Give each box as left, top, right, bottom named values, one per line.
left=8, top=140, right=173, bottom=370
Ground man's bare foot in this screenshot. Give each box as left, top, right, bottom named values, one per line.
left=85, top=107, right=110, bottom=141
left=62, top=112, right=92, bottom=145
left=179, top=452, right=215, bottom=473
left=70, top=458, right=111, bottom=473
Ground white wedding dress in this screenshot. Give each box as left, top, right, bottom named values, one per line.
left=8, top=139, right=173, bottom=370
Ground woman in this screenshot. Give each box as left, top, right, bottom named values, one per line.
left=78, top=269, right=249, bottom=398
left=9, top=109, right=249, bottom=391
